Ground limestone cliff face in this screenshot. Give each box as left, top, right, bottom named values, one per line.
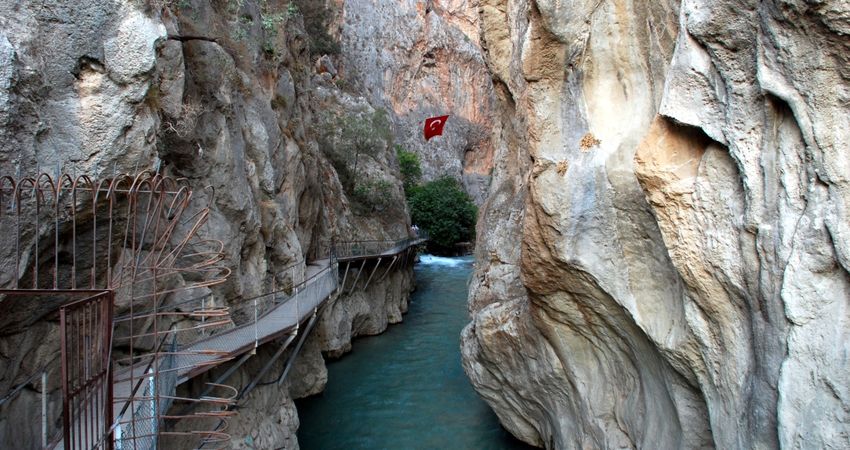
left=463, top=0, right=850, bottom=449
left=333, top=0, right=497, bottom=203
left=0, top=0, right=412, bottom=447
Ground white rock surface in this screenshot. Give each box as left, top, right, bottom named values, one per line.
left=462, top=0, right=850, bottom=449
left=0, top=1, right=414, bottom=447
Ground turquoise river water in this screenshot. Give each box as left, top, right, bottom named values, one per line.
left=296, top=255, right=534, bottom=450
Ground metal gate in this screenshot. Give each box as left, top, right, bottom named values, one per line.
left=60, top=291, right=114, bottom=450
left=0, top=171, right=235, bottom=448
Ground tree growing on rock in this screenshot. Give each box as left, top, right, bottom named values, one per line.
left=317, top=107, right=392, bottom=192
left=396, top=145, right=421, bottom=195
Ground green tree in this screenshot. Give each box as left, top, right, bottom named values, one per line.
left=291, top=0, right=341, bottom=55
left=353, top=178, right=394, bottom=212
left=339, top=108, right=391, bottom=177
left=317, top=108, right=391, bottom=192
left=396, top=146, right=421, bottom=195
left=408, top=176, right=477, bottom=253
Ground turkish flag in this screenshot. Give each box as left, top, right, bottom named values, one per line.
left=424, top=115, right=450, bottom=141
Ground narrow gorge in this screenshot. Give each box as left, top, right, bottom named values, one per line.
left=0, top=0, right=848, bottom=449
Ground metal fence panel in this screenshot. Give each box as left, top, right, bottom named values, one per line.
left=60, top=291, right=114, bottom=450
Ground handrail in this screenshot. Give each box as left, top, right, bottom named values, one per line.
left=194, top=262, right=335, bottom=346
left=173, top=234, right=430, bottom=358
left=52, top=233, right=426, bottom=450
left=334, top=234, right=428, bottom=260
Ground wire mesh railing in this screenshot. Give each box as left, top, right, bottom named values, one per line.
left=223, top=261, right=306, bottom=330
left=333, top=235, right=428, bottom=260
left=289, top=264, right=338, bottom=320
left=114, top=335, right=177, bottom=450
left=0, top=165, right=429, bottom=450
left=177, top=259, right=338, bottom=367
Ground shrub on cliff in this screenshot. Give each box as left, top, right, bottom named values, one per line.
left=408, top=176, right=477, bottom=253
left=396, top=146, right=421, bottom=195
left=291, top=0, right=341, bottom=55
left=317, top=108, right=392, bottom=191
left=353, top=178, right=394, bottom=212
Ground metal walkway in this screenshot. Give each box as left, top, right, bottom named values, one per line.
left=106, top=236, right=428, bottom=449
left=176, top=236, right=428, bottom=382
left=0, top=169, right=430, bottom=449
left=177, top=262, right=336, bottom=382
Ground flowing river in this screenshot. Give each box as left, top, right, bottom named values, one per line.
left=297, top=255, right=533, bottom=449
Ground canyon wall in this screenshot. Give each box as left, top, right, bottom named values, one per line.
left=333, top=0, right=497, bottom=203
left=0, top=0, right=414, bottom=447
left=2, top=0, right=848, bottom=448
left=462, top=0, right=850, bottom=449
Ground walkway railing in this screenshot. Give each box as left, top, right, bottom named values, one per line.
left=206, top=260, right=307, bottom=340
left=324, top=232, right=429, bottom=261
left=115, top=336, right=177, bottom=450
left=175, top=261, right=340, bottom=383
left=1, top=204, right=426, bottom=450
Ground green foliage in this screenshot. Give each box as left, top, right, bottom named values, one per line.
left=353, top=179, right=394, bottom=212
left=286, top=1, right=299, bottom=18
left=260, top=1, right=293, bottom=56
left=231, top=26, right=248, bottom=41
left=223, top=0, right=294, bottom=54
left=317, top=108, right=392, bottom=192
left=408, top=177, right=477, bottom=252
left=333, top=77, right=353, bottom=93
left=262, top=12, right=285, bottom=31
left=230, top=15, right=252, bottom=41
left=396, top=146, right=421, bottom=195
left=227, top=0, right=246, bottom=14
left=291, top=0, right=341, bottom=55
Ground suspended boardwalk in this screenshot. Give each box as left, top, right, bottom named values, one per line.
left=106, top=236, right=428, bottom=450
left=0, top=169, right=429, bottom=449
left=176, top=237, right=427, bottom=383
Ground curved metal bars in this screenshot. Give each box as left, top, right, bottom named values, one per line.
left=0, top=171, right=227, bottom=291
left=0, top=171, right=234, bottom=450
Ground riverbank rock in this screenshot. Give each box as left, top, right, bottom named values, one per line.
left=462, top=0, right=850, bottom=448
left=312, top=267, right=415, bottom=358
left=211, top=265, right=415, bottom=449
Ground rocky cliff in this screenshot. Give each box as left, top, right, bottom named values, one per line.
left=462, top=0, right=850, bottom=449
left=332, top=0, right=497, bottom=203
left=0, top=0, right=415, bottom=447
left=176, top=267, right=415, bottom=450
left=3, top=0, right=848, bottom=448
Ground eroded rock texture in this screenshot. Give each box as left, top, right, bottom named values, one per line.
left=463, top=0, right=850, bottom=449
left=334, top=0, right=497, bottom=203
left=0, top=0, right=413, bottom=447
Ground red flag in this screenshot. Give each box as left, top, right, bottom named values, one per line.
left=424, top=115, right=450, bottom=141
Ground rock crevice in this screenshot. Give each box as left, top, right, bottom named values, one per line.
left=463, top=0, right=850, bottom=449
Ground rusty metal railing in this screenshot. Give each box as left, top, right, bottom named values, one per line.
left=0, top=170, right=234, bottom=450
left=0, top=168, right=430, bottom=449
left=60, top=291, right=114, bottom=450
